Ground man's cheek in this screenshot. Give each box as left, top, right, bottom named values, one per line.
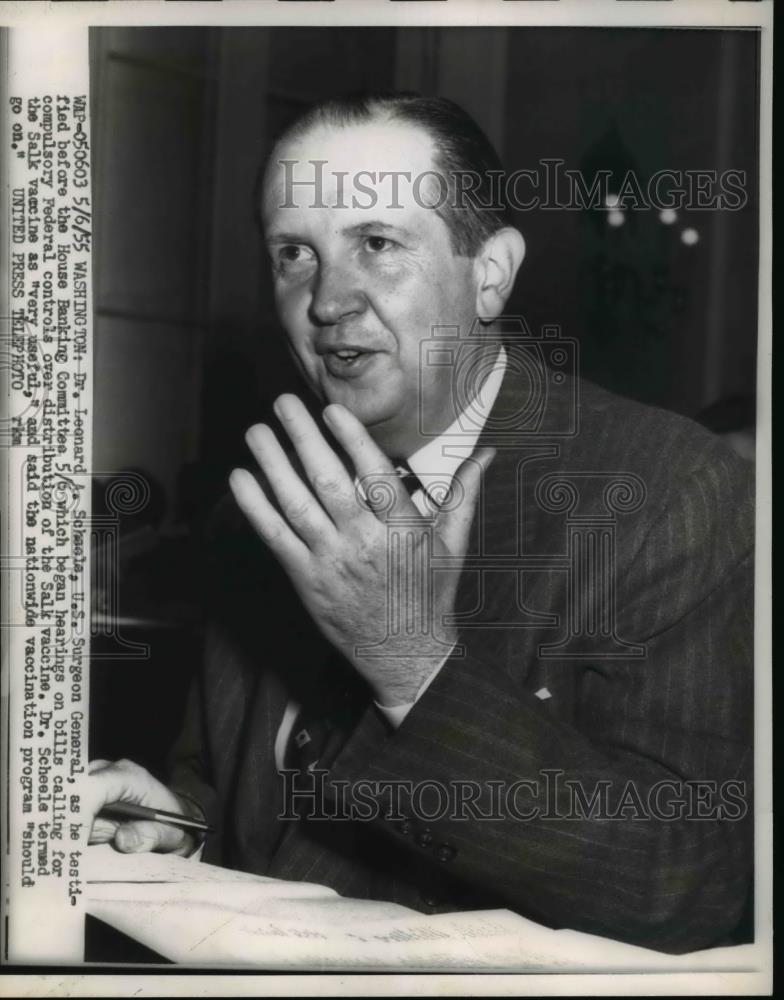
left=277, top=297, right=311, bottom=346
left=275, top=276, right=311, bottom=314
left=368, top=263, right=426, bottom=312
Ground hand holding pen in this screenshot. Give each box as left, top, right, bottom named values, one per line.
left=86, top=758, right=210, bottom=855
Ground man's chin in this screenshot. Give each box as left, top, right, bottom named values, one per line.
left=319, top=380, right=397, bottom=424
left=331, top=396, right=397, bottom=430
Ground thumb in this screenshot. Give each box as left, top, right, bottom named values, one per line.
left=114, top=820, right=187, bottom=854
left=438, top=447, right=495, bottom=555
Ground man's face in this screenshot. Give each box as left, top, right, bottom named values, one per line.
left=261, top=119, right=481, bottom=454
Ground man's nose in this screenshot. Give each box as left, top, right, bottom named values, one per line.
left=308, top=262, right=367, bottom=326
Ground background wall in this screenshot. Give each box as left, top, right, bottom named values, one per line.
left=502, top=28, right=758, bottom=417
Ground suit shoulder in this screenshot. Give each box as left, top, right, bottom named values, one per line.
left=572, top=378, right=753, bottom=488
left=572, top=379, right=754, bottom=566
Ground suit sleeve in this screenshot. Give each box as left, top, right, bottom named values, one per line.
left=164, top=494, right=262, bottom=863
left=326, top=443, right=755, bottom=954
left=165, top=651, right=221, bottom=848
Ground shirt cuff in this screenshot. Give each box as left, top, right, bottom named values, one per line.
left=374, top=646, right=455, bottom=729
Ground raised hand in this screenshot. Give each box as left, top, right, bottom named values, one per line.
left=230, top=394, right=493, bottom=707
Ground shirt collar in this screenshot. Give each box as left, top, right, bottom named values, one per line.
left=406, top=344, right=507, bottom=496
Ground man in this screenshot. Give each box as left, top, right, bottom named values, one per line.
left=88, top=93, right=754, bottom=955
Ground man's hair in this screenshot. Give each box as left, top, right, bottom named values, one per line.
left=267, top=91, right=515, bottom=257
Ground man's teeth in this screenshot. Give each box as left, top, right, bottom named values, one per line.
left=336, top=350, right=361, bottom=360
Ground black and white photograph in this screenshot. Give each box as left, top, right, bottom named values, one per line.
left=0, top=1, right=772, bottom=995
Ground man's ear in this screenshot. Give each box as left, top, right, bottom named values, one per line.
left=473, top=227, right=526, bottom=322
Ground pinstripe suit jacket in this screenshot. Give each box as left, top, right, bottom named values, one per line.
left=169, top=367, right=754, bottom=955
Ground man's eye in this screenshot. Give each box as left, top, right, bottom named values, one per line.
left=363, top=236, right=395, bottom=253
left=274, top=245, right=316, bottom=269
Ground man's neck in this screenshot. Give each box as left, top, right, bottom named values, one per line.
left=370, top=339, right=505, bottom=461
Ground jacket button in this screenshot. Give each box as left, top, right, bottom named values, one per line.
left=434, top=843, right=456, bottom=862
left=415, top=828, right=433, bottom=848
left=420, top=891, right=439, bottom=908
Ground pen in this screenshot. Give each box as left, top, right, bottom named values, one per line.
left=98, top=801, right=214, bottom=833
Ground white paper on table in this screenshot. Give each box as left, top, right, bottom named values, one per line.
left=84, top=846, right=757, bottom=972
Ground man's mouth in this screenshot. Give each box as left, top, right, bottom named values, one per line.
left=319, top=344, right=382, bottom=378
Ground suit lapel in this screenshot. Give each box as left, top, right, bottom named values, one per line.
left=452, top=358, right=570, bottom=683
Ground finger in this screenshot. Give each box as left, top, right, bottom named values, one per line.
left=322, top=403, right=417, bottom=520
left=437, top=447, right=495, bottom=555
left=229, top=467, right=310, bottom=571
left=273, top=395, right=356, bottom=521
left=114, top=820, right=186, bottom=854
left=245, top=423, right=336, bottom=546
left=84, top=759, right=148, bottom=817
left=89, top=817, right=119, bottom=844
left=83, top=758, right=172, bottom=820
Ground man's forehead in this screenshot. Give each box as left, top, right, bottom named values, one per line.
left=262, top=118, right=440, bottom=220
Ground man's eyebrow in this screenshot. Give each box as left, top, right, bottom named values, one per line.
left=265, top=231, right=307, bottom=244
left=265, top=221, right=418, bottom=244
left=343, top=221, right=417, bottom=240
